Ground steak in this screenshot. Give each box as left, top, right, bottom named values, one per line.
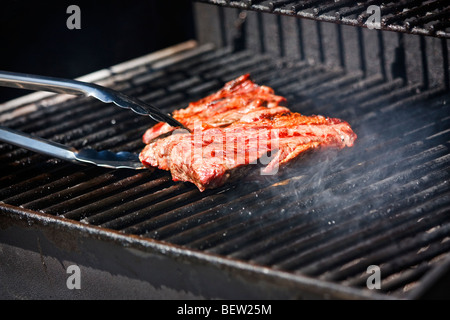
left=139, top=74, right=357, bottom=191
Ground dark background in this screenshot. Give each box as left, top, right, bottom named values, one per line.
left=0, top=0, right=195, bottom=103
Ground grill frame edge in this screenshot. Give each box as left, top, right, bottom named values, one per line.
left=0, top=202, right=393, bottom=300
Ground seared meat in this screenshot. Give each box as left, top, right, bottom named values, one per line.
left=142, top=74, right=287, bottom=144
left=140, top=74, right=357, bottom=191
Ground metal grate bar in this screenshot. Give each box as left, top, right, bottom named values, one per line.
left=382, top=0, right=448, bottom=26
left=312, top=0, right=358, bottom=16
left=62, top=175, right=171, bottom=220
left=275, top=185, right=450, bottom=273
left=99, top=187, right=203, bottom=230
left=85, top=183, right=190, bottom=226
left=323, top=206, right=450, bottom=282
left=317, top=74, right=386, bottom=101
left=196, top=0, right=450, bottom=38
left=381, top=263, right=431, bottom=296
left=405, top=7, right=450, bottom=30
left=290, top=0, right=323, bottom=12
left=429, top=19, right=450, bottom=35
left=361, top=0, right=427, bottom=23
left=337, top=0, right=385, bottom=19
left=41, top=170, right=155, bottom=216
left=250, top=0, right=296, bottom=11
left=299, top=194, right=450, bottom=274
left=0, top=163, right=76, bottom=198
left=122, top=183, right=242, bottom=236
left=341, top=206, right=450, bottom=290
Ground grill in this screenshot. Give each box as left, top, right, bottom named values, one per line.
left=1, top=1, right=450, bottom=299
left=199, top=0, right=450, bottom=38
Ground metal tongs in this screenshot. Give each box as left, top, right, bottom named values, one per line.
left=0, top=70, right=189, bottom=169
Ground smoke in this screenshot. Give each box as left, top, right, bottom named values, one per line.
left=261, top=98, right=450, bottom=233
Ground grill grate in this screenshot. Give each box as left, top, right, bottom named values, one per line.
left=1, top=43, right=450, bottom=299
left=197, top=0, right=450, bottom=38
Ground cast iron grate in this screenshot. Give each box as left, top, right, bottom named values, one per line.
left=196, top=0, right=450, bottom=38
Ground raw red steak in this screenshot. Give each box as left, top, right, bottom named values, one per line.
left=139, top=74, right=356, bottom=191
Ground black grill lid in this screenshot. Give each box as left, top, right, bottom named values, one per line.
left=196, top=0, right=450, bottom=38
